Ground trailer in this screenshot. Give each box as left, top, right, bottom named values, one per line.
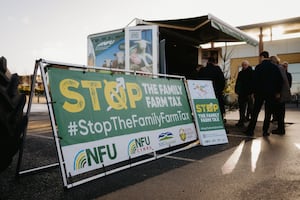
left=87, top=14, right=258, bottom=78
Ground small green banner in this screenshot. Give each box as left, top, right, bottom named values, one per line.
left=187, top=80, right=228, bottom=146
left=193, top=98, right=224, bottom=131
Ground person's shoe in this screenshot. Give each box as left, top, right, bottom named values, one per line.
left=244, top=130, right=254, bottom=136
left=235, top=122, right=244, bottom=128
left=263, top=132, right=270, bottom=137
left=272, top=129, right=285, bottom=135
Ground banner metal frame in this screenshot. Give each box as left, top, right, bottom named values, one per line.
left=16, top=59, right=199, bottom=189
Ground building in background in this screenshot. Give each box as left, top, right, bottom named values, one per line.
left=201, top=16, right=300, bottom=103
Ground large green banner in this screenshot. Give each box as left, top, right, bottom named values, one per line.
left=48, top=67, right=197, bottom=176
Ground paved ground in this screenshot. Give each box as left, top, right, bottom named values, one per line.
left=0, top=104, right=300, bottom=200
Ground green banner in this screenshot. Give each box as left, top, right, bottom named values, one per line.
left=193, top=98, right=224, bottom=131
left=48, top=68, right=193, bottom=146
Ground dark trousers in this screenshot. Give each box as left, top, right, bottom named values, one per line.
left=247, top=95, right=276, bottom=134
left=246, top=95, right=254, bottom=120
left=274, top=102, right=286, bottom=131
left=238, top=95, right=253, bottom=123
left=217, top=94, right=225, bottom=119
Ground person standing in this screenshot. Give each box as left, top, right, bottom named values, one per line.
left=192, top=64, right=204, bottom=79
left=198, top=56, right=226, bottom=120
left=234, top=60, right=254, bottom=127
left=245, top=51, right=283, bottom=136
left=271, top=59, right=292, bottom=135
left=282, top=61, right=292, bottom=88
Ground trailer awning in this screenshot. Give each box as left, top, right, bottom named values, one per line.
left=136, top=14, right=258, bottom=46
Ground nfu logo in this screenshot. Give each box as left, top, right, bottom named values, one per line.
left=73, top=143, right=117, bottom=170
left=128, top=136, right=152, bottom=156
left=95, top=40, right=115, bottom=51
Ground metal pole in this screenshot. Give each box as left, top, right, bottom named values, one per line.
left=15, top=60, right=39, bottom=179
left=259, top=27, right=264, bottom=55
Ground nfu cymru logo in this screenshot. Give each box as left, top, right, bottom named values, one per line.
left=128, top=136, right=153, bottom=156
left=73, top=143, right=117, bottom=171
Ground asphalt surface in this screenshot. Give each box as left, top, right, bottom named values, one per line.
left=0, top=104, right=300, bottom=200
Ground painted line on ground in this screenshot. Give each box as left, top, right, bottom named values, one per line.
left=28, top=134, right=53, bottom=140
left=164, top=155, right=202, bottom=163
left=227, top=134, right=256, bottom=139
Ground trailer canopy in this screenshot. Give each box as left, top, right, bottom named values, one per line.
left=136, top=14, right=258, bottom=46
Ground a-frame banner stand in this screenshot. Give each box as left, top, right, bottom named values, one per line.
left=186, top=80, right=228, bottom=146
left=16, top=59, right=199, bottom=188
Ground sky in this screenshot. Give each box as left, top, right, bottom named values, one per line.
left=1, top=0, right=299, bottom=75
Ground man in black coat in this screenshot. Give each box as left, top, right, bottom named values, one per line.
left=235, top=60, right=253, bottom=127
left=245, top=51, right=283, bottom=136
left=198, top=56, right=226, bottom=120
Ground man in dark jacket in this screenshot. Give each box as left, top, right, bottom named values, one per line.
left=245, top=51, right=283, bottom=136
left=235, top=60, right=253, bottom=127
left=198, top=56, right=226, bottom=120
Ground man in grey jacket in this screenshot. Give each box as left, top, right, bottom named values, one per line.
left=271, top=58, right=292, bottom=135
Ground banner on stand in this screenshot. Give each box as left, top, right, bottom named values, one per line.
left=48, top=67, right=197, bottom=176
left=187, top=80, right=228, bottom=146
